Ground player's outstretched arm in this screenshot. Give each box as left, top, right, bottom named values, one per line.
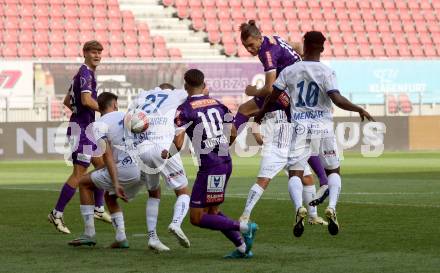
left=228, top=124, right=237, bottom=146
left=245, top=71, right=276, bottom=97
left=254, top=86, right=283, bottom=123
left=99, top=138, right=127, bottom=202
left=328, top=92, right=375, bottom=122
left=81, top=92, right=100, bottom=111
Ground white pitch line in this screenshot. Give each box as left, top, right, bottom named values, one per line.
left=1, top=186, right=439, bottom=208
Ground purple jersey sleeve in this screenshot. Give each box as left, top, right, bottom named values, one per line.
left=258, top=36, right=301, bottom=75
left=79, top=68, right=93, bottom=93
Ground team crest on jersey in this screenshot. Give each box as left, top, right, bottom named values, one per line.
left=207, top=174, right=225, bottom=193
left=190, top=99, right=218, bottom=109
left=80, top=76, right=91, bottom=89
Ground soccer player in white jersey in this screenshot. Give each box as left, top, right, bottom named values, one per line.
left=68, top=92, right=141, bottom=248
left=256, top=31, right=375, bottom=236
left=130, top=83, right=191, bottom=252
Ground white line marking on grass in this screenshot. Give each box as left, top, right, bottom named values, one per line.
left=1, top=186, right=439, bottom=208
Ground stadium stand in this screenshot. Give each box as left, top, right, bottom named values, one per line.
left=163, top=0, right=439, bottom=58
left=2, top=0, right=439, bottom=58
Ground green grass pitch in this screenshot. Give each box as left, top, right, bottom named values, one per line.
left=0, top=152, right=439, bottom=273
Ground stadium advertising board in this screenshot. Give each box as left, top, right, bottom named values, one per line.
left=34, top=62, right=263, bottom=112
left=0, top=118, right=410, bottom=160
left=0, top=61, right=33, bottom=108
left=328, top=60, right=440, bottom=104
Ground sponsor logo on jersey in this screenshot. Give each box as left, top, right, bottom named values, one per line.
left=323, top=150, right=336, bottom=157
left=265, top=51, right=273, bottom=68
left=292, top=110, right=325, bottom=121
left=190, top=99, right=218, bottom=109
left=206, top=193, right=224, bottom=203
left=76, top=153, right=91, bottom=163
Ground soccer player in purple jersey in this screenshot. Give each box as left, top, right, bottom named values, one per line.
left=48, top=41, right=111, bottom=234
left=162, top=69, right=258, bottom=258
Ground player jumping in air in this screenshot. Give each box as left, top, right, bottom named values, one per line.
left=130, top=83, right=191, bottom=252
left=162, top=69, right=258, bottom=258
left=48, top=41, right=110, bottom=234
left=237, top=21, right=329, bottom=225
left=256, top=31, right=375, bottom=237
left=68, top=92, right=141, bottom=248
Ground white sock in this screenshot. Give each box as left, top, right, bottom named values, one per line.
left=146, top=198, right=160, bottom=239
left=52, top=209, right=63, bottom=218
left=239, top=222, right=249, bottom=233
left=237, top=243, right=246, bottom=254
left=111, top=212, right=126, bottom=242
left=303, top=185, right=317, bottom=218
left=80, top=205, right=95, bottom=237
left=288, top=176, right=303, bottom=211
left=328, top=173, right=342, bottom=210
left=171, top=194, right=190, bottom=227
left=242, top=183, right=264, bottom=219
left=95, top=206, right=104, bottom=213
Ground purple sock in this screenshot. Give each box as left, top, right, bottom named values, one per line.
left=54, top=183, right=77, bottom=212
left=217, top=212, right=244, bottom=247
left=93, top=188, right=105, bottom=208
left=199, top=213, right=240, bottom=231
left=234, top=112, right=250, bottom=135
left=308, top=156, right=328, bottom=186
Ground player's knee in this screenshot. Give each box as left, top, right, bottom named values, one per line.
left=190, top=210, right=201, bottom=226
left=148, top=189, right=161, bottom=199
left=302, top=175, right=314, bottom=185
left=256, top=178, right=270, bottom=189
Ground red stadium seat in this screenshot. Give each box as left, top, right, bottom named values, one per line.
left=398, top=45, right=411, bottom=57
left=411, top=46, right=424, bottom=57
left=282, top=1, right=294, bottom=9
left=237, top=46, right=252, bottom=57
left=419, top=33, right=433, bottom=45
left=339, top=22, right=351, bottom=32
left=107, top=8, right=121, bottom=19
left=162, top=0, right=174, bottom=6
left=49, top=30, right=64, bottom=43
left=4, top=17, right=20, bottom=30
left=18, top=42, right=33, bottom=57
left=34, top=31, right=49, bottom=43
left=20, top=4, right=34, bottom=17
left=108, top=18, right=123, bottom=31
left=371, top=45, right=386, bottom=57
left=175, top=0, right=187, bottom=7
left=221, top=32, right=234, bottom=44
left=394, top=34, right=406, bottom=45
left=64, top=43, right=81, bottom=57
left=50, top=42, right=65, bottom=57
left=176, top=6, right=189, bottom=19
left=192, top=17, right=204, bottom=31
left=406, top=33, right=420, bottom=46
left=94, top=18, right=107, bottom=31
left=332, top=46, right=345, bottom=57
left=384, top=45, right=399, bottom=57
left=64, top=32, right=78, bottom=43
left=398, top=93, right=412, bottom=114
left=124, top=43, right=139, bottom=58
left=93, top=7, right=107, bottom=18
left=33, top=43, right=49, bottom=57
left=351, top=20, right=364, bottom=32
left=423, top=47, right=437, bottom=57
left=109, top=31, right=123, bottom=43
left=255, top=0, right=268, bottom=9
left=110, top=43, right=124, bottom=57
left=359, top=44, right=371, bottom=56
left=190, top=7, right=203, bottom=19
left=381, top=34, right=394, bottom=45
left=19, top=30, right=33, bottom=43
left=377, top=23, right=391, bottom=33
left=64, top=4, right=79, bottom=18
left=242, top=0, right=254, bottom=8
left=342, top=33, right=356, bottom=44
left=271, top=0, right=282, bottom=8
left=223, top=42, right=236, bottom=56
left=19, top=17, right=34, bottom=30
left=322, top=8, right=336, bottom=20
left=139, top=43, right=153, bottom=58
left=2, top=43, right=18, bottom=57
left=78, top=0, right=92, bottom=5
left=94, top=31, right=108, bottom=43
left=217, top=7, right=230, bottom=20
left=329, top=32, right=342, bottom=44
left=297, top=10, right=310, bottom=21
left=244, top=9, right=257, bottom=21
left=168, top=47, right=182, bottom=58
left=326, top=20, right=339, bottom=32
left=4, top=4, right=19, bottom=17
left=50, top=4, right=64, bottom=18
left=138, top=31, right=151, bottom=44
left=346, top=45, right=359, bottom=57
left=205, top=21, right=219, bottom=32
left=387, top=95, right=398, bottom=114
left=368, top=33, right=381, bottom=45
left=208, top=31, right=221, bottom=44
left=153, top=47, right=169, bottom=58
left=153, top=35, right=166, bottom=47
left=202, top=0, right=215, bottom=8
left=65, top=18, right=79, bottom=31
left=189, top=0, right=201, bottom=8
left=50, top=18, right=64, bottom=31
left=35, top=4, right=49, bottom=17
left=270, top=7, right=284, bottom=21
left=230, top=9, right=244, bottom=20
left=79, top=4, right=93, bottom=18
left=364, top=21, right=377, bottom=32
left=79, top=18, right=93, bottom=30
left=124, top=32, right=138, bottom=45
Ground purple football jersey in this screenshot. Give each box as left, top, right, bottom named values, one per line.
left=258, top=35, right=301, bottom=76
left=68, top=64, right=97, bottom=127
left=175, top=95, right=233, bottom=168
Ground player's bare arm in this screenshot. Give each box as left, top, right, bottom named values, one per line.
left=254, top=87, right=283, bottom=123
left=63, top=92, right=72, bottom=111
left=245, top=71, right=276, bottom=97
left=99, top=138, right=127, bottom=202
left=161, top=130, right=185, bottom=159
left=81, top=92, right=99, bottom=112
left=328, top=92, right=375, bottom=122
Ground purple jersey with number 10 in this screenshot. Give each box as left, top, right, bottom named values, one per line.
left=175, top=95, right=233, bottom=169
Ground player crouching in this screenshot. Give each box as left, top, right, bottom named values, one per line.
left=68, top=92, right=142, bottom=248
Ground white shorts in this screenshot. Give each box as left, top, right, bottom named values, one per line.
left=138, top=144, right=188, bottom=191
left=91, top=157, right=142, bottom=201
left=287, top=133, right=340, bottom=171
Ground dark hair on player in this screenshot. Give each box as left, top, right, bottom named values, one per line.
left=184, top=69, right=204, bottom=88
left=97, top=92, right=118, bottom=112
left=239, top=20, right=261, bottom=40
left=159, top=83, right=175, bottom=90
left=303, top=31, right=326, bottom=52
left=83, top=40, right=104, bottom=52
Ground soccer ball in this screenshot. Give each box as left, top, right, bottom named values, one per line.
left=125, top=108, right=149, bottom=133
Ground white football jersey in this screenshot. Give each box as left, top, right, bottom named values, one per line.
left=273, top=61, right=338, bottom=124
left=130, top=87, right=187, bottom=150
left=93, top=111, right=133, bottom=163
